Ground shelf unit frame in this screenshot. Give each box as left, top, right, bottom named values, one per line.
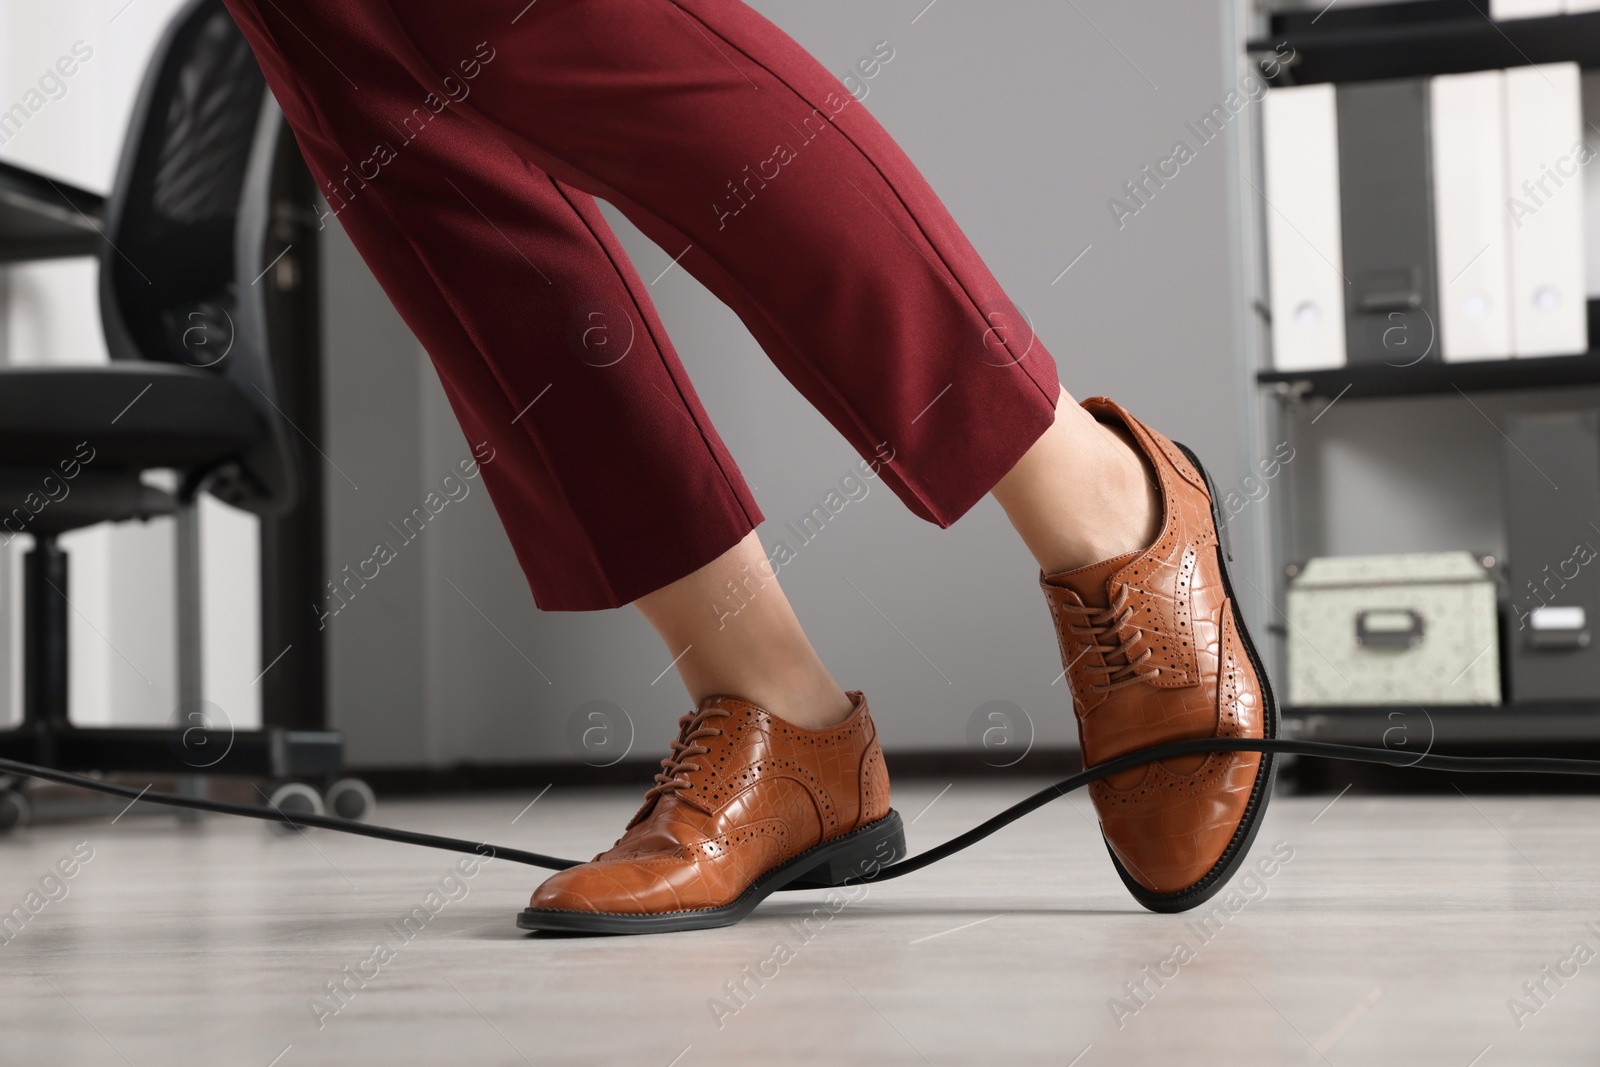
left=1232, top=0, right=1600, bottom=749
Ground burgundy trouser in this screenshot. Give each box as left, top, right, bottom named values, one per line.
left=222, top=0, right=1061, bottom=610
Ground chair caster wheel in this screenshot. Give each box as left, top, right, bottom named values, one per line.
left=0, top=789, right=30, bottom=836
left=324, top=778, right=375, bottom=822
left=265, top=781, right=325, bottom=833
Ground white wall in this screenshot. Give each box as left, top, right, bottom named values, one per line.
left=0, top=0, right=261, bottom=734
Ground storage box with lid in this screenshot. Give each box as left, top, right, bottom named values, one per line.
left=1287, top=551, right=1500, bottom=706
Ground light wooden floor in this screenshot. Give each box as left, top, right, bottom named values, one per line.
left=2, top=778, right=1599, bottom=1066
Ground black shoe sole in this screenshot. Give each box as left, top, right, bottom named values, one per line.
left=1100, top=441, right=1280, bottom=914
left=515, top=809, right=907, bottom=935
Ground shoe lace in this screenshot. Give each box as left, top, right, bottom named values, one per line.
left=1059, top=584, right=1161, bottom=693
left=641, top=705, right=733, bottom=803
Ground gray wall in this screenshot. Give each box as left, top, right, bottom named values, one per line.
left=321, top=231, right=432, bottom=765
left=1285, top=386, right=1600, bottom=565
left=321, top=0, right=1257, bottom=767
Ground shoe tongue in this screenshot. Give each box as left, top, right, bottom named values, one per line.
left=1044, top=549, right=1141, bottom=606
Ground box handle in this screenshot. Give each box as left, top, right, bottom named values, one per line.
left=1355, top=609, right=1425, bottom=650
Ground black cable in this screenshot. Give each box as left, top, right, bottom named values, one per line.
left=0, top=756, right=579, bottom=872
left=4, top=738, right=1599, bottom=885
left=808, top=737, right=1600, bottom=888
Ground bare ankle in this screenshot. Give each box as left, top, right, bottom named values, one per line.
left=760, top=681, right=855, bottom=729
left=635, top=532, right=855, bottom=731
left=1091, top=423, right=1161, bottom=558
left=992, top=388, right=1161, bottom=575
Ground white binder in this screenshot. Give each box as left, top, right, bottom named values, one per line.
left=1583, top=71, right=1600, bottom=298
left=1430, top=70, right=1514, bottom=361
left=1263, top=83, right=1346, bottom=372
left=1491, top=0, right=1563, bottom=16
left=1504, top=62, right=1588, bottom=357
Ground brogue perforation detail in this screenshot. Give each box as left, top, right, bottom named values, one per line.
left=1095, top=750, right=1236, bottom=803
left=693, top=756, right=839, bottom=834
left=686, top=708, right=854, bottom=837
left=859, top=744, right=890, bottom=824
left=1152, top=432, right=1209, bottom=494
left=676, top=819, right=789, bottom=862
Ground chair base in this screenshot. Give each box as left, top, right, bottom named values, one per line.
left=12, top=530, right=344, bottom=783
left=0, top=722, right=342, bottom=778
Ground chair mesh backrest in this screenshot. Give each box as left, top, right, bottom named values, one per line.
left=101, top=0, right=266, bottom=365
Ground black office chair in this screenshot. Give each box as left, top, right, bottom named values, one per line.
left=0, top=0, right=346, bottom=826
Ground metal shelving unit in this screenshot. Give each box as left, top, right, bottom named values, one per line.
left=1257, top=303, right=1600, bottom=399
left=1237, top=0, right=1600, bottom=751
left=1251, top=0, right=1600, bottom=86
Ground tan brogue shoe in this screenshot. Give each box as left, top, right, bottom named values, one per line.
left=518, top=691, right=904, bottom=934
left=1041, top=396, right=1277, bottom=912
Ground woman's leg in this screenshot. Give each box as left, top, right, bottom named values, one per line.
left=219, top=0, right=902, bottom=933
left=630, top=380, right=1166, bottom=732
left=327, top=0, right=1066, bottom=531
left=221, top=1, right=773, bottom=614
left=992, top=386, right=1162, bottom=575
left=220, top=0, right=1269, bottom=922
left=222, top=0, right=1067, bottom=733
left=633, top=532, right=853, bottom=729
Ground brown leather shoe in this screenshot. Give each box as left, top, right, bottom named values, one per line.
left=518, top=691, right=904, bottom=934
left=1041, top=396, right=1277, bottom=912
